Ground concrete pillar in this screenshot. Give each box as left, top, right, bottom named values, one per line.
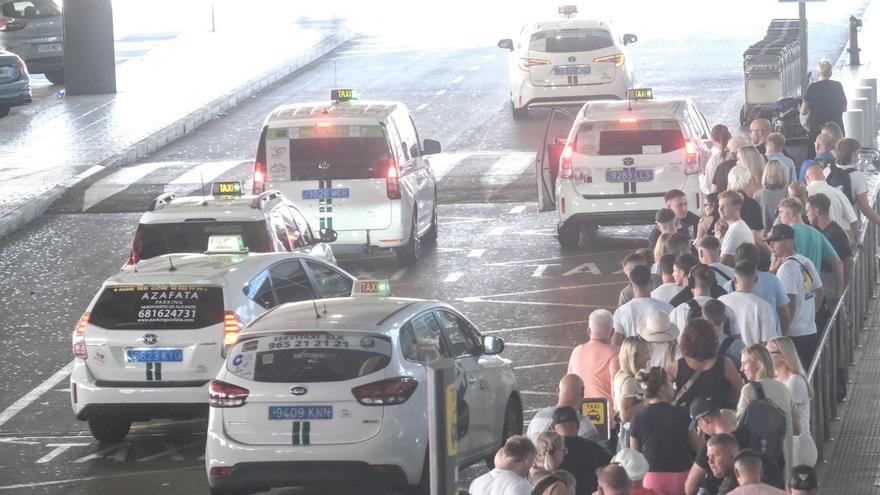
left=855, top=86, right=876, bottom=145
left=63, top=0, right=116, bottom=95
left=851, top=98, right=871, bottom=144
left=844, top=109, right=864, bottom=144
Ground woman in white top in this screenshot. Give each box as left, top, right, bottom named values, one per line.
left=768, top=336, right=818, bottom=467
left=613, top=336, right=651, bottom=452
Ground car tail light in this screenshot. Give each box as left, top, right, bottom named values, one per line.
left=352, top=377, right=418, bottom=406
left=253, top=127, right=268, bottom=194
left=123, top=225, right=143, bottom=270
left=210, top=467, right=234, bottom=477
left=518, top=58, right=551, bottom=71
left=73, top=312, right=90, bottom=359
left=0, top=19, right=26, bottom=32
left=209, top=380, right=249, bottom=408
left=559, top=145, right=574, bottom=179
left=386, top=161, right=401, bottom=199
left=222, top=311, right=240, bottom=356
left=618, top=117, right=638, bottom=124
left=594, top=53, right=625, bottom=67
left=685, top=140, right=700, bottom=175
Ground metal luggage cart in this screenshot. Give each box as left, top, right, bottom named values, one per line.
left=740, top=19, right=804, bottom=126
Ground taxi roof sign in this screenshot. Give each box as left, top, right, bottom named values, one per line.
left=627, top=88, right=654, bottom=100
left=331, top=89, right=355, bottom=102
left=558, top=5, right=578, bottom=16
left=352, top=279, right=391, bottom=296
left=206, top=235, right=247, bottom=254
left=212, top=181, right=242, bottom=198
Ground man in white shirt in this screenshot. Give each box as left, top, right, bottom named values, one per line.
left=651, top=254, right=680, bottom=303
left=469, top=435, right=536, bottom=495
left=804, top=165, right=859, bottom=242
left=766, top=224, right=824, bottom=367
left=670, top=264, right=739, bottom=336
left=719, top=261, right=779, bottom=346
left=697, top=235, right=735, bottom=286
left=526, top=374, right=600, bottom=442
left=612, top=265, right=674, bottom=346
left=719, top=190, right=755, bottom=267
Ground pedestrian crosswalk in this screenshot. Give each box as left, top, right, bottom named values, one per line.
left=71, top=151, right=537, bottom=213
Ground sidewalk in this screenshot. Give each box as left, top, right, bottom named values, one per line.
left=0, top=20, right=353, bottom=238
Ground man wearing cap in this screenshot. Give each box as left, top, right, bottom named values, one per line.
left=551, top=406, right=612, bottom=495
left=527, top=374, right=600, bottom=442
left=788, top=465, right=818, bottom=495
left=612, top=265, right=674, bottom=347
left=774, top=197, right=844, bottom=294
left=568, top=309, right=620, bottom=429
left=469, top=435, right=536, bottom=495
left=611, top=449, right=651, bottom=495
left=766, top=224, right=824, bottom=365
left=719, top=261, right=779, bottom=346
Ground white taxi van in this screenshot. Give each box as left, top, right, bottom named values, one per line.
left=70, top=236, right=360, bottom=443
left=498, top=5, right=637, bottom=118
left=205, top=297, right=521, bottom=494
left=536, top=89, right=712, bottom=247
left=252, top=89, right=441, bottom=266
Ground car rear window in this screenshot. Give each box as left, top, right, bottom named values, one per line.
left=227, top=332, right=392, bottom=383
left=529, top=28, right=614, bottom=53
left=575, top=119, right=684, bottom=156
left=138, top=221, right=269, bottom=260
left=1, top=0, right=60, bottom=18
left=266, top=125, right=392, bottom=181
left=89, top=285, right=225, bottom=330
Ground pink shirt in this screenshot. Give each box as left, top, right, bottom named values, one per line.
left=728, top=483, right=787, bottom=495
left=567, top=340, right=619, bottom=420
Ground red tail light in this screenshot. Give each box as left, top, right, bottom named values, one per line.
left=518, top=58, right=551, bottom=71
left=0, top=19, right=26, bottom=32
left=210, top=467, right=234, bottom=477
left=124, top=225, right=143, bottom=269
left=209, top=380, right=249, bottom=408
left=559, top=145, right=574, bottom=179
left=223, top=312, right=240, bottom=356
left=386, top=161, right=401, bottom=199
left=594, top=53, right=626, bottom=67
left=73, top=312, right=90, bottom=359
left=619, top=117, right=638, bottom=124
left=253, top=127, right=268, bottom=194
left=685, top=140, right=700, bottom=175
left=352, top=377, right=418, bottom=406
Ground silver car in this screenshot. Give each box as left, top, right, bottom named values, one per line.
left=0, top=0, right=63, bottom=84
left=0, top=49, right=30, bottom=117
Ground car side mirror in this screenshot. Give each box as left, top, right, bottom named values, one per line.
left=482, top=336, right=505, bottom=355
left=319, top=228, right=338, bottom=243
left=497, top=38, right=514, bottom=51
left=423, top=139, right=441, bottom=155
left=623, top=33, right=638, bottom=45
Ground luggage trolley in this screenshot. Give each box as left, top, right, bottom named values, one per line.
left=740, top=19, right=804, bottom=126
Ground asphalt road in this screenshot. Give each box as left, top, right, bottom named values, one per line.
left=0, top=2, right=869, bottom=493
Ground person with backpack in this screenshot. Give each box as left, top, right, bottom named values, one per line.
left=530, top=431, right=572, bottom=495
left=804, top=166, right=860, bottom=244
left=797, top=133, right=836, bottom=182
left=669, top=264, right=737, bottom=337
left=835, top=138, right=880, bottom=227
left=668, top=318, right=743, bottom=410
left=736, top=345, right=799, bottom=485
left=696, top=236, right=734, bottom=287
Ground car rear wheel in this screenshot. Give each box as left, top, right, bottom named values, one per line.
left=511, top=101, right=527, bottom=120
left=407, top=451, right=430, bottom=495
left=87, top=416, right=132, bottom=443
left=395, top=212, right=420, bottom=266
left=0, top=105, right=9, bottom=118
left=557, top=222, right=581, bottom=248
left=45, top=68, right=64, bottom=85
left=423, top=204, right=438, bottom=245
left=486, top=394, right=523, bottom=469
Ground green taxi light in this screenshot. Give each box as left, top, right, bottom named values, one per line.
left=355, top=279, right=391, bottom=296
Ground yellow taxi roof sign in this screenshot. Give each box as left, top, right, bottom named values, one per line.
left=627, top=88, right=654, bottom=100
left=331, top=89, right=356, bottom=102
left=352, top=279, right=391, bottom=296
left=212, top=181, right=243, bottom=198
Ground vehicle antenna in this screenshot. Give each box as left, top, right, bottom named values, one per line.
left=312, top=298, right=322, bottom=319
left=322, top=301, right=328, bottom=314
left=162, top=231, right=176, bottom=271
left=200, top=172, right=206, bottom=197
left=167, top=255, right=176, bottom=272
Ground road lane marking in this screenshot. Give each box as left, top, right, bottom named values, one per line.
left=36, top=443, right=90, bottom=463
left=75, top=444, right=129, bottom=463
left=464, top=299, right=597, bottom=309
left=487, top=250, right=626, bottom=266
left=443, top=272, right=463, bottom=283
left=514, top=361, right=568, bottom=370
left=0, top=360, right=73, bottom=430
left=508, top=205, right=527, bottom=214
left=435, top=89, right=447, bottom=96
left=82, top=162, right=169, bottom=211
left=0, top=466, right=201, bottom=490
left=451, top=76, right=464, bottom=83
left=166, top=160, right=246, bottom=193
left=415, top=103, right=429, bottom=111
left=481, top=320, right=582, bottom=335
left=489, top=226, right=508, bottom=235
left=135, top=439, right=201, bottom=462
left=467, top=249, right=486, bottom=258
left=562, top=262, right=602, bottom=276
left=390, top=267, right=408, bottom=281
left=457, top=281, right=625, bottom=302
left=530, top=264, right=560, bottom=277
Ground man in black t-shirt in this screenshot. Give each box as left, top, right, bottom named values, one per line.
left=551, top=406, right=612, bottom=495
left=647, top=189, right=701, bottom=248
left=707, top=434, right=740, bottom=495
left=688, top=397, right=746, bottom=495
left=806, top=193, right=853, bottom=294
left=801, top=59, right=847, bottom=159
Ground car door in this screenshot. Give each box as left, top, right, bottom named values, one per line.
left=243, top=259, right=319, bottom=311
left=396, top=113, right=434, bottom=231
left=302, top=260, right=354, bottom=298
left=537, top=108, right=576, bottom=212
left=433, top=308, right=491, bottom=455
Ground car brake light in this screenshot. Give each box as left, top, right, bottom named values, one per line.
left=352, top=377, right=418, bottom=405
left=594, top=53, right=625, bottom=67
left=253, top=127, right=268, bottom=194
left=124, top=225, right=143, bottom=269
left=619, top=117, right=638, bottom=124
left=559, top=145, right=574, bottom=179
left=73, top=312, right=90, bottom=359
left=518, top=58, right=551, bottom=71
left=386, top=161, right=401, bottom=199
left=209, top=380, right=249, bottom=408
left=315, top=122, right=332, bottom=128
left=0, top=19, right=26, bottom=32
left=685, top=140, right=700, bottom=175
left=223, top=312, right=240, bottom=356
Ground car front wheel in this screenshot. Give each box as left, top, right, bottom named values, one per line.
left=0, top=105, right=9, bottom=118
left=45, top=68, right=64, bottom=85
left=395, top=212, right=420, bottom=266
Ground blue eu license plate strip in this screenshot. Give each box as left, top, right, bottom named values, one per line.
left=126, top=349, right=183, bottom=362
left=302, top=188, right=350, bottom=200
left=606, top=169, right=654, bottom=183
left=269, top=406, right=333, bottom=420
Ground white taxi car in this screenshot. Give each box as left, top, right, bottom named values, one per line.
left=252, top=89, right=441, bottom=266
left=498, top=5, right=637, bottom=118
left=124, top=183, right=336, bottom=269
left=205, top=297, right=521, bottom=494
left=70, top=236, right=359, bottom=443
left=536, top=90, right=712, bottom=247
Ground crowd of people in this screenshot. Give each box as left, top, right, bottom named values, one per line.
left=468, top=61, right=868, bottom=494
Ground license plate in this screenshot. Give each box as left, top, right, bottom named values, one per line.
left=606, top=168, right=654, bottom=183
left=126, top=348, right=183, bottom=363
left=37, top=43, right=62, bottom=53
left=302, top=188, right=350, bottom=200
left=553, top=65, right=589, bottom=76
left=269, top=405, right=333, bottom=420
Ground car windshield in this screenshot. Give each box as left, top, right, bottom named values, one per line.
left=1, top=0, right=60, bottom=18
left=268, top=125, right=392, bottom=180
left=89, top=285, right=225, bottom=330
left=575, top=119, right=684, bottom=156
left=138, top=221, right=270, bottom=260
left=529, top=28, right=614, bottom=53
left=227, top=332, right=393, bottom=383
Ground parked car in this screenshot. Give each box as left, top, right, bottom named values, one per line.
left=0, top=49, right=30, bottom=117
left=0, top=0, right=64, bottom=84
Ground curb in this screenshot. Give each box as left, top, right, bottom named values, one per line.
left=0, top=26, right=353, bottom=240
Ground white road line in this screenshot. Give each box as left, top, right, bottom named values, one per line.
left=457, top=282, right=624, bottom=302
left=428, top=152, right=470, bottom=182
left=463, top=299, right=597, bottom=309
left=35, top=443, right=90, bottom=464
left=487, top=249, right=626, bottom=266
left=467, top=249, right=486, bottom=258
left=166, top=160, right=247, bottom=193
left=489, top=226, right=508, bottom=235
left=469, top=65, right=481, bottom=71
left=443, top=272, right=463, bottom=283
left=390, top=267, right=408, bottom=281
left=508, top=205, right=527, bottom=214
left=482, top=320, right=583, bottom=335
left=451, top=76, right=464, bottom=84
left=75, top=444, right=129, bottom=463
left=514, top=361, right=568, bottom=370
left=0, top=467, right=201, bottom=490
left=135, top=440, right=201, bottom=462
left=0, top=360, right=73, bottom=430
left=505, top=343, right=575, bottom=350
left=82, top=163, right=169, bottom=211
left=434, top=89, right=447, bottom=97
left=415, top=102, right=429, bottom=111
left=518, top=390, right=559, bottom=396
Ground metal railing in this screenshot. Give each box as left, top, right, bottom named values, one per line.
left=807, top=161, right=879, bottom=461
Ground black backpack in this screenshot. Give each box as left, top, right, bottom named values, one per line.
left=739, top=382, right=786, bottom=486
left=824, top=160, right=858, bottom=205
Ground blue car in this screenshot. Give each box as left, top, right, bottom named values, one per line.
left=0, top=49, right=31, bottom=117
